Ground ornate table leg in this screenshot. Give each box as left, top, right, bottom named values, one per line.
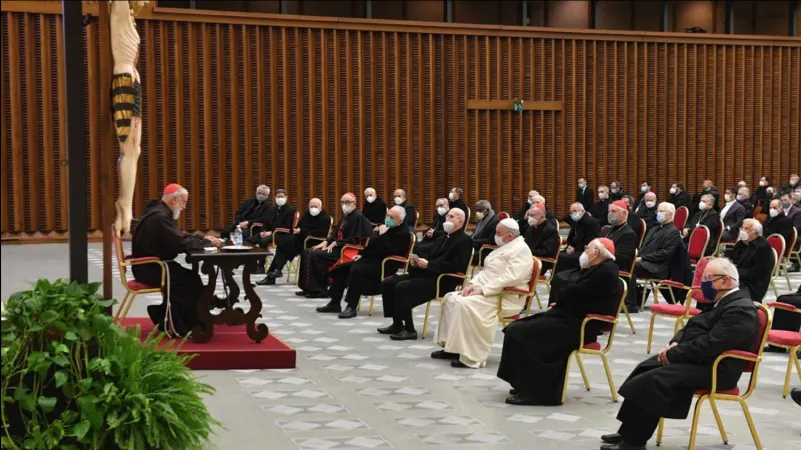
left=191, top=260, right=218, bottom=343
left=241, top=261, right=269, bottom=343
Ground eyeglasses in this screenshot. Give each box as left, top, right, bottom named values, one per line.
left=340, top=200, right=355, bottom=205
left=701, top=274, right=727, bottom=282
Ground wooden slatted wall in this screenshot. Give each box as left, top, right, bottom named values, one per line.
left=1, top=6, right=800, bottom=240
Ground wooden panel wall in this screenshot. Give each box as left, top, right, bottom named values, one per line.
left=1, top=5, right=800, bottom=240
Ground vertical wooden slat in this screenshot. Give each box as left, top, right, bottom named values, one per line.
left=358, top=31, right=365, bottom=193
left=429, top=34, right=435, bottom=215
left=294, top=28, right=303, bottom=199
left=229, top=25, right=239, bottom=206
left=682, top=45, right=687, bottom=185
left=369, top=31, right=377, bottom=190
left=776, top=47, right=782, bottom=175
left=98, top=3, right=114, bottom=298
left=320, top=30, right=328, bottom=205
left=382, top=32, right=389, bottom=192
left=243, top=26, right=253, bottom=194
left=394, top=32, right=400, bottom=192
left=334, top=31, right=341, bottom=206
left=40, top=15, right=55, bottom=230
left=175, top=23, right=186, bottom=229
left=309, top=29, right=317, bottom=197
left=189, top=23, right=200, bottom=228
left=202, top=23, right=213, bottom=229
left=146, top=23, right=158, bottom=206
left=160, top=21, right=171, bottom=189
left=451, top=35, right=459, bottom=189
left=346, top=30, right=353, bottom=191
left=406, top=34, right=412, bottom=193
left=56, top=17, right=68, bottom=229
left=269, top=28, right=278, bottom=192
left=282, top=28, right=290, bottom=196
left=417, top=33, right=423, bottom=205
left=758, top=46, right=763, bottom=174
left=24, top=14, right=40, bottom=231
left=256, top=27, right=266, bottom=190
left=0, top=16, right=7, bottom=231
left=86, top=20, right=99, bottom=230
left=215, top=24, right=227, bottom=222
left=613, top=42, right=618, bottom=179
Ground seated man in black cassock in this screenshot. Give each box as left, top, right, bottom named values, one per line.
left=316, top=206, right=413, bottom=318
left=131, top=184, right=222, bottom=336
left=589, top=185, right=611, bottom=226
left=523, top=204, right=559, bottom=273
left=601, top=257, right=758, bottom=450
left=247, top=189, right=296, bottom=274
left=471, top=200, right=501, bottom=265
left=448, top=187, right=470, bottom=218
left=362, top=187, right=387, bottom=226
left=730, top=219, right=774, bottom=303
left=626, top=202, right=682, bottom=313
left=498, top=238, right=621, bottom=406
left=764, top=199, right=795, bottom=246
left=221, top=184, right=272, bottom=240
left=603, top=200, right=638, bottom=273
left=295, top=193, right=373, bottom=298
left=555, top=202, right=600, bottom=273
left=392, top=188, right=417, bottom=231
left=636, top=192, right=659, bottom=229
left=256, top=198, right=331, bottom=285
left=682, top=194, right=721, bottom=257
left=515, top=190, right=540, bottom=230
left=623, top=195, right=643, bottom=240
left=416, top=197, right=450, bottom=257
left=378, top=208, right=473, bottom=340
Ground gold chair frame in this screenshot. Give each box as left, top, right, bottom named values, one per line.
left=421, top=248, right=474, bottom=339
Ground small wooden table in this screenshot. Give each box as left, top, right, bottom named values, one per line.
left=185, top=247, right=271, bottom=344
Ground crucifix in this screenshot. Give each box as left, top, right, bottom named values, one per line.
left=466, top=99, right=563, bottom=111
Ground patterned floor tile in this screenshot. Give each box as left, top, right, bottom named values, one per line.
left=415, top=432, right=511, bottom=445
left=374, top=400, right=455, bottom=412
left=261, top=403, right=351, bottom=416
left=276, top=418, right=370, bottom=432
left=356, top=386, right=429, bottom=397
left=236, top=376, right=314, bottom=387
left=394, top=416, right=483, bottom=427
left=292, top=436, right=392, bottom=450
left=248, top=389, right=331, bottom=400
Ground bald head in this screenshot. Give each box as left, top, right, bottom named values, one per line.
left=341, top=193, right=356, bottom=203
left=364, top=187, right=376, bottom=198
left=387, top=205, right=406, bottom=226
left=309, top=197, right=322, bottom=209
left=445, top=208, right=465, bottom=233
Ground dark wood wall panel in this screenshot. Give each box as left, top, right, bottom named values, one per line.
left=1, top=7, right=800, bottom=239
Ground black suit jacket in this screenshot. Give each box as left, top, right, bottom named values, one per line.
left=764, top=212, right=795, bottom=247
left=471, top=213, right=501, bottom=249
left=525, top=220, right=560, bottom=259
left=603, top=223, right=637, bottom=272
left=235, top=198, right=273, bottom=227
left=685, top=209, right=722, bottom=256
left=359, top=224, right=413, bottom=269
left=261, top=204, right=297, bottom=231
left=669, top=191, right=692, bottom=210
left=721, top=201, right=746, bottom=235
left=636, top=204, right=658, bottom=229
left=639, top=224, right=683, bottom=279
left=398, top=201, right=417, bottom=231
left=730, top=237, right=775, bottom=302
left=409, top=228, right=473, bottom=290
left=297, top=210, right=331, bottom=242
left=362, top=197, right=388, bottom=225
left=425, top=210, right=447, bottom=242
left=449, top=198, right=470, bottom=220
left=589, top=199, right=611, bottom=226
left=576, top=187, right=594, bottom=211
left=567, top=214, right=601, bottom=253
left=326, top=210, right=374, bottom=248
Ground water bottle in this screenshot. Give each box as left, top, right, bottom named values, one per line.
left=233, top=225, right=243, bottom=246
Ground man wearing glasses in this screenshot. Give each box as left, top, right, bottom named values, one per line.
left=601, top=257, right=759, bottom=450
left=295, top=193, right=373, bottom=298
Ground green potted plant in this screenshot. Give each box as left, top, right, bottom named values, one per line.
left=1, top=279, right=220, bottom=449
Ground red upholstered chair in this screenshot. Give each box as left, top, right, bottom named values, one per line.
left=554, top=219, right=568, bottom=250
left=686, top=225, right=710, bottom=267
left=358, top=232, right=417, bottom=316
left=774, top=228, right=797, bottom=291
left=496, top=257, right=543, bottom=323
left=674, top=206, right=689, bottom=230
left=766, top=234, right=787, bottom=297
left=789, top=227, right=801, bottom=270
left=560, top=277, right=628, bottom=403
left=421, top=249, right=474, bottom=339
left=259, top=210, right=301, bottom=271
left=497, top=211, right=510, bottom=220
left=617, top=249, right=638, bottom=334
left=765, top=301, right=801, bottom=398
left=655, top=303, right=771, bottom=450
left=646, top=257, right=712, bottom=354
left=469, top=244, right=498, bottom=277
left=112, top=230, right=166, bottom=323
left=291, top=216, right=334, bottom=284
left=715, top=218, right=734, bottom=256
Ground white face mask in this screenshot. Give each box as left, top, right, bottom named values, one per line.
left=394, top=196, right=403, bottom=205
left=570, top=212, right=582, bottom=222
left=724, top=194, right=732, bottom=202
left=527, top=217, right=539, bottom=226
left=598, top=193, right=608, bottom=200
left=759, top=181, right=766, bottom=187
left=698, top=202, right=708, bottom=211
left=645, top=201, right=656, bottom=209
left=579, top=251, right=590, bottom=269
left=769, top=208, right=780, bottom=218
left=442, top=221, right=455, bottom=234
left=341, top=204, right=352, bottom=214
left=494, top=235, right=506, bottom=247
left=172, top=208, right=181, bottom=220
left=366, top=196, right=376, bottom=203
left=527, top=198, right=534, bottom=205
left=738, top=230, right=749, bottom=242
left=448, top=192, right=455, bottom=201
left=611, top=188, right=619, bottom=194
left=475, top=211, right=485, bottom=220
left=641, top=186, right=648, bottom=193
left=437, top=207, right=448, bottom=216
left=669, top=187, right=677, bottom=194
left=309, top=207, right=320, bottom=217
left=276, top=197, right=287, bottom=206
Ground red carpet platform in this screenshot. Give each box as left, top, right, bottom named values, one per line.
left=121, top=318, right=296, bottom=370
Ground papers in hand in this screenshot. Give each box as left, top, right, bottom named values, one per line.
left=204, top=247, right=217, bottom=252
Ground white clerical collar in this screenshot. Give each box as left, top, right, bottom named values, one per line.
left=714, top=287, right=739, bottom=307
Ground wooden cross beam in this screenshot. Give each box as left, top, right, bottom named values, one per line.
left=467, top=99, right=563, bottom=111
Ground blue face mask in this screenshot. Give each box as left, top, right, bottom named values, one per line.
left=700, top=280, right=718, bottom=301
left=656, top=212, right=666, bottom=224
left=384, top=217, right=396, bottom=228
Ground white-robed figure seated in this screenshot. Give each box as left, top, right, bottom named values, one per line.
left=431, top=218, right=534, bottom=369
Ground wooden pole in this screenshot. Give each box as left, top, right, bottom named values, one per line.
left=98, top=1, right=115, bottom=301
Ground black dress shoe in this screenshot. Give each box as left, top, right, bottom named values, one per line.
left=600, top=433, right=623, bottom=444
left=316, top=302, right=341, bottom=313
left=431, top=350, right=459, bottom=360
left=338, top=306, right=357, bottom=319
left=306, top=290, right=329, bottom=299
left=764, top=345, right=788, bottom=353
left=256, top=277, right=275, bottom=286
left=450, top=360, right=471, bottom=368
left=600, top=442, right=646, bottom=450
left=267, top=270, right=284, bottom=278
left=389, top=329, right=418, bottom=341
left=791, top=388, right=801, bottom=406
left=295, top=290, right=307, bottom=296
left=253, top=266, right=266, bottom=275
left=377, top=324, right=402, bottom=334
left=509, top=389, right=518, bottom=395
left=625, top=305, right=640, bottom=314
left=504, top=394, right=562, bottom=406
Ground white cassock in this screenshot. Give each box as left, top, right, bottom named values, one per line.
left=435, top=236, right=533, bottom=368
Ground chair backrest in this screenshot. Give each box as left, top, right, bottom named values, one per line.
left=112, top=230, right=128, bottom=282
left=326, top=216, right=335, bottom=236
left=551, top=218, right=560, bottom=232
left=744, top=303, right=771, bottom=373
left=466, top=207, right=471, bottom=224
left=716, top=218, right=726, bottom=246
left=405, top=232, right=416, bottom=259
left=687, top=225, right=710, bottom=260
left=766, top=234, right=786, bottom=264
left=414, top=211, right=420, bottom=229
left=638, top=219, right=647, bottom=247
left=769, top=248, right=779, bottom=280
left=674, top=206, right=689, bottom=230
left=291, top=210, right=300, bottom=229
left=498, top=211, right=510, bottom=220
left=528, top=257, right=542, bottom=292
left=690, top=257, right=712, bottom=304
left=786, top=227, right=798, bottom=258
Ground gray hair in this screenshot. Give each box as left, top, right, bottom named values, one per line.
left=533, top=195, right=545, bottom=204
left=528, top=206, right=545, bottom=218
left=364, top=187, right=376, bottom=196
left=659, top=202, right=676, bottom=215
left=476, top=200, right=492, bottom=212
left=743, top=218, right=763, bottom=235
left=705, top=257, right=740, bottom=285
left=570, top=202, right=585, bottom=213
left=436, top=197, right=449, bottom=206
left=309, top=197, right=322, bottom=208
left=162, top=187, right=188, bottom=203
left=645, top=192, right=657, bottom=201
left=738, top=187, right=750, bottom=196
left=389, top=205, right=406, bottom=221
left=257, top=185, right=270, bottom=195
left=588, top=239, right=615, bottom=261
left=701, top=194, right=715, bottom=204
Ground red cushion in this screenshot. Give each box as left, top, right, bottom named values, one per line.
left=651, top=303, right=696, bottom=316
left=504, top=314, right=521, bottom=321
left=767, top=330, right=801, bottom=347
left=127, top=280, right=159, bottom=291
left=696, top=387, right=740, bottom=396
left=539, top=275, right=548, bottom=281
left=583, top=342, right=601, bottom=351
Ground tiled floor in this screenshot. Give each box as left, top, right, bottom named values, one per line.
left=2, top=243, right=800, bottom=450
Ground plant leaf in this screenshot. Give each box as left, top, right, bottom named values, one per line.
left=64, top=331, right=78, bottom=341
left=97, top=298, right=116, bottom=308
left=37, top=396, right=57, bottom=413
left=40, top=310, right=59, bottom=323
left=55, top=370, right=68, bottom=387
left=74, top=420, right=90, bottom=440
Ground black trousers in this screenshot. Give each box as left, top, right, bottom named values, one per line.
left=773, top=292, right=801, bottom=331
left=627, top=264, right=659, bottom=308
left=381, top=274, right=438, bottom=331
left=133, top=261, right=204, bottom=337
left=298, top=248, right=340, bottom=293
left=616, top=399, right=661, bottom=447
left=329, top=262, right=381, bottom=308
left=554, top=251, right=581, bottom=274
